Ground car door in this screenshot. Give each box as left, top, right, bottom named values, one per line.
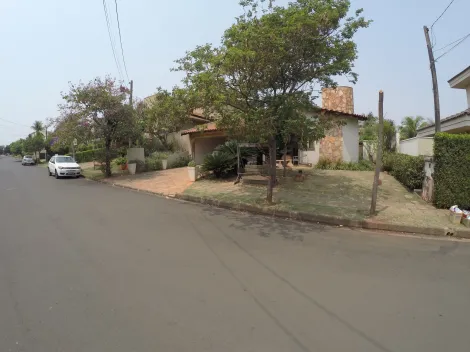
left=49, top=157, right=55, bottom=173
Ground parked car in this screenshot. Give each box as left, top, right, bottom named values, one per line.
left=22, top=155, right=35, bottom=165
left=48, top=155, right=81, bottom=179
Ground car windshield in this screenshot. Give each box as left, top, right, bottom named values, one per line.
left=56, top=156, right=75, bottom=163
left=24, top=155, right=32, bottom=159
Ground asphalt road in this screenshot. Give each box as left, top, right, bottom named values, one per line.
left=1, top=156, right=470, bottom=352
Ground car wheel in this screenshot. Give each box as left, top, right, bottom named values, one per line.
left=55, top=169, right=59, bottom=179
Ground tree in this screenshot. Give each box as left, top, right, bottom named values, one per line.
left=23, top=134, right=45, bottom=161
left=58, top=77, right=135, bottom=177
left=4, top=145, right=10, bottom=154
left=143, top=87, right=191, bottom=150
left=0, top=145, right=4, bottom=155
left=359, top=112, right=377, bottom=141
left=31, top=121, right=44, bottom=136
left=400, top=116, right=427, bottom=140
left=175, top=0, right=370, bottom=202
left=9, top=139, right=25, bottom=156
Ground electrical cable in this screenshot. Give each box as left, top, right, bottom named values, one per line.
left=114, top=0, right=130, bottom=81
left=102, top=0, right=124, bottom=81
left=435, top=33, right=470, bottom=62
left=430, top=0, right=455, bottom=29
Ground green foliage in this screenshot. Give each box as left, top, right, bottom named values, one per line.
left=145, top=156, right=163, bottom=171
left=9, top=139, right=25, bottom=156
left=202, top=152, right=236, bottom=178
left=73, top=149, right=105, bottom=163
left=382, top=152, right=424, bottom=190
left=175, top=0, right=370, bottom=200
left=434, top=133, right=470, bottom=209
left=23, top=134, right=45, bottom=160
left=188, top=160, right=196, bottom=167
left=57, top=76, right=137, bottom=176
left=168, top=154, right=191, bottom=169
left=316, top=158, right=374, bottom=171
left=400, top=116, right=427, bottom=140
left=114, top=156, right=127, bottom=166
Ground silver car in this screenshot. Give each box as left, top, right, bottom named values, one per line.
left=22, top=155, right=35, bottom=165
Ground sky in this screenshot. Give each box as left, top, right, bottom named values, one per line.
left=1, top=0, right=469, bottom=145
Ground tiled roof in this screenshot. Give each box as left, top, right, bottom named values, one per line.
left=417, top=108, right=470, bottom=130
left=181, top=109, right=366, bottom=136
left=181, top=122, right=219, bottom=135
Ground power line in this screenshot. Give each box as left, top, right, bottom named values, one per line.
left=0, top=117, right=30, bottom=128
left=434, top=32, right=470, bottom=52
left=435, top=33, right=470, bottom=62
left=102, top=0, right=124, bottom=81
left=431, top=0, right=455, bottom=29
left=114, top=0, right=130, bottom=81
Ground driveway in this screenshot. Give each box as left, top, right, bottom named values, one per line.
left=1, top=156, right=470, bottom=352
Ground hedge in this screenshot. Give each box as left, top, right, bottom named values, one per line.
left=434, top=133, right=470, bottom=209
left=382, top=152, right=424, bottom=190
left=73, top=148, right=105, bottom=163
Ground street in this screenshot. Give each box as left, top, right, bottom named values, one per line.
left=1, top=156, right=470, bottom=352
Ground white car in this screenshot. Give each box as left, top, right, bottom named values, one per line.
left=48, top=155, right=81, bottom=179
left=22, top=155, right=35, bottom=165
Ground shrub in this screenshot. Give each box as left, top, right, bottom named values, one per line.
left=114, top=156, right=127, bottom=166
left=168, top=154, right=191, bottom=169
left=434, top=133, right=470, bottom=209
left=188, top=160, right=196, bottom=167
left=202, top=152, right=236, bottom=178
left=384, top=153, right=424, bottom=190
left=74, top=149, right=104, bottom=163
left=145, top=157, right=162, bottom=171
left=316, top=158, right=374, bottom=171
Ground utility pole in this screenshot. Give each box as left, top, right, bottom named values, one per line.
left=128, top=80, right=134, bottom=148
left=423, top=26, right=441, bottom=133
left=370, top=90, right=384, bottom=216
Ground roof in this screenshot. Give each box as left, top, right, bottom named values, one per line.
left=417, top=108, right=470, bottom=130
left=181, top=122, right=218, bottom=135
left=181, top=109, right=366, bottom=136
left=448, top=66, right=470, bottom=85
left=318, top=108, right=367, bottom=121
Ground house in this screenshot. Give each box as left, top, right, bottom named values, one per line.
left=180, top=86, right=366, bottom=165
left=417, top=65, right=470, bottom=138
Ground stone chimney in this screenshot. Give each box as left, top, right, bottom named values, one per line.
left=321, top=86, right=354, bottom=114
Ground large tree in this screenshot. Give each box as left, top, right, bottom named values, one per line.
left=175, top=0, right=369, bottom=202
left=400, top=116, right=427, bottom=140
left=143, top=87, right=191, bottom=150
left=23, top=133, right=45, bottom=161
left=58, top=77, right=136, bottom=176
left=31, top=121, right=44, bottom=136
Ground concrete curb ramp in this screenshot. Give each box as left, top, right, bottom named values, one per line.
left=89, top=178, right=470, bottom=239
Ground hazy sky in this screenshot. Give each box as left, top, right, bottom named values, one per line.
left=1, top=0, right=469, bottom=145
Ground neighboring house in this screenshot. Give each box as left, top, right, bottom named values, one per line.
left=180, top=86, right=366, bottom=165
left=417, top=65, right=470, bottom=138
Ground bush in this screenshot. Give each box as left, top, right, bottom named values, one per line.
left=168, top=154, right=191, bottom=169
left=202, top=152, right=236, bottom=178
left=316, top=158, right=374, bottom=171
left=74, top=149, right=99, bottom=163
left=114, top=156, right=127, bottom=166
left=145, top=157, right=162, bottom=171
left=383, top=153, right=424, bottom=190
left=434, top=133, right=470, bottom=209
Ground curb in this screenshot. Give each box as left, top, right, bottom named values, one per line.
left=81, top=175, right=470, bottom=240
left=174, top=194, right=470, bottom=239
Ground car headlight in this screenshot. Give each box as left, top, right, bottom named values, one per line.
left=58, top=166, right=63, bottom=169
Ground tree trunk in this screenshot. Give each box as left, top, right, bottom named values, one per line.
left=283, top=145, right=287, bottom=178
left=266, top=136, right=277, bottom=203
left=105, top=138, right=112, bottom=177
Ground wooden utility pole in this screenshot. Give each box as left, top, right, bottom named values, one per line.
left=423, top=26, right=441, bottom=133
left=128, top=80, right=134, bottom=147
left=370, top=90, right=384, bottom=216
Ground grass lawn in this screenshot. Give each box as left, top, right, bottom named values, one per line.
left=184, top=169, right=452, bottom=228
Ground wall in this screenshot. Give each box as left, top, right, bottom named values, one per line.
left=167, top=132, right=191, bottom=153
left=399, top=137, right=434, bottom=156
left=321, top=87, right=354, bottom=114
left=299, top=142, right=320, bottom=165
left=342, top=119, right=359, bottom=162
left=127, top=148, right=145, bottom=162
left=193, top=136, right=227, bottom=164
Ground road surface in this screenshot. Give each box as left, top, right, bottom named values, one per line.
left=1, top=156, right=470, bottom=352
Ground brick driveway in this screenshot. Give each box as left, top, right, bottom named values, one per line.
left=104, top=167, right=192, bottom=196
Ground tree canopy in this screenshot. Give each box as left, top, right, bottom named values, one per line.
left=56, top=77, right=136, bottom=176
left=400, top=116, right=427, bottom=140
left=175, top=0, right=370, bottom=201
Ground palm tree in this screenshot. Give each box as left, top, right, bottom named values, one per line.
left=400, top=116, right=427, bottom=140
left=31, top=120, right=44, bottom=136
